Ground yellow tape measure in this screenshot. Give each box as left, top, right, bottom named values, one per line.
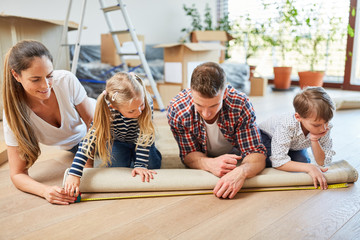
left=77, top=183, right=348, bottom=202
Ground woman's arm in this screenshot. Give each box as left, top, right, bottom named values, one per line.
left=7, top=146, right=76, bottom=205
left=75, top=97, right=95, bottom=129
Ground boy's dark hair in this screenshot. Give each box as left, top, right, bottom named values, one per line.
left=190, top=62, right=226, bottom=98
left=293, top=87, right=335, bottom=122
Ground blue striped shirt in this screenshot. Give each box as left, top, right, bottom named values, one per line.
left=68, top=106, right=151, bottom=177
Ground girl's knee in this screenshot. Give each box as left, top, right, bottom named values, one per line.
left=148, top=147, right=162, bottom=169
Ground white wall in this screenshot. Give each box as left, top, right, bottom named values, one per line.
left=0, top=0, right=216, bottom=45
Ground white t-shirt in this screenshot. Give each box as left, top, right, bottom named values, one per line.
left=3, top=70, right=90, bottom=150
left=203, top=118, right=234, bottom=157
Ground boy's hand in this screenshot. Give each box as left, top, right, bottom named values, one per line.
left=132, top=168, right=157, bottom=182
left=306, top=164, right=328, bottom=190
left=64, top=175, right=81, bottom=197
left=309, top=126, right=330, bottom=142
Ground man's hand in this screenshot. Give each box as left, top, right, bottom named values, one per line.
left=204, top=154, right=241, bottom=177
left=212, top=153, right=265, bottom=199
left=213, top=166, right=246, bottom=199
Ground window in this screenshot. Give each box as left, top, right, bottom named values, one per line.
left=228, top=0, right=355, bottom=89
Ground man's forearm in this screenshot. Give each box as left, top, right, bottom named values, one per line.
left=239, top=152, right=266, bottom=179
left=183, top=151, right=209, bottom=171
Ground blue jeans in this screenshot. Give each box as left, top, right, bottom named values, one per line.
left=107, top=140, right=162, bottom=169
left=260, top=130, right=310, bottom=168
left=68, top=144, right=79, bottom=155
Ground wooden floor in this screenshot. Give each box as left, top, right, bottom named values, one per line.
left=1, top=85, right=360, bottom=240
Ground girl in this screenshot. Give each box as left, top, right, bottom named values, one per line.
left=64, top=72, right=162, bottom=197
left=3, top=40, right=95, bottom=205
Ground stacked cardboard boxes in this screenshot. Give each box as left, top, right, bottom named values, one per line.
left=146, top=82, right=182, bottom=110
left=101, top=33, right=145, bottom=67
left=154, top=42, right=225, bottom=90
left=190, top=30, right=233, bottom=63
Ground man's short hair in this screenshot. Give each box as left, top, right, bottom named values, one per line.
left=190, top=62, right=226, bottom=98
left=293, top=86, right=335, bottom=122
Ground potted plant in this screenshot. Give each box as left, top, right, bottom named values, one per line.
left=181, top=3, right=231, bottom=41
left=262, top=0, right=300, bottom=90
left=181, top=3, right=233, bottom=62
left=231, top=14, right=266, bottom=80
left=295, top=3, right=344, bottom=88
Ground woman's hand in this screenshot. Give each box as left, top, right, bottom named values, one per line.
left=132, top=168, right=157, bottom=182
left=64, top=175, right=81, bottom=197
left=43, top=185, right=76, bottom=205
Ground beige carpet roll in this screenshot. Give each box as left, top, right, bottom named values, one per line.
left=63, top=160, right=358, bottom=193
left=333, top=97, right=360, bottom=110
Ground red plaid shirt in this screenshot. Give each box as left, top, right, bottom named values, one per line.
left=167, top=85, right=266, bottom=161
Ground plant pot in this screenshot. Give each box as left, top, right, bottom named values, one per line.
left=273, top=66, right=292, bottom=89
left=298, top=71, right=324, bottom=89
left=249, top=65, right=256, bottom=81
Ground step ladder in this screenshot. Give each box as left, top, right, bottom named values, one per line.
left=99, top=0, right=165, bottom=111
left=56, top=0, right=87, bottom=74
left=57, top=0, right=165, bottom=111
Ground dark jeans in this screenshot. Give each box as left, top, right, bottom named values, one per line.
left=68, top=144, right=79, bottom=155
left=260, top=130, right=310, bottom=168
left=107, top=140, right=162, bottom=169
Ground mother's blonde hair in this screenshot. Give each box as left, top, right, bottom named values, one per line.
left=85, top=72, right=155, bottom=166
left=2, top=40, right=53, bottom=168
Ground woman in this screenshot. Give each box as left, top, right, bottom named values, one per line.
left=2, top=40, right=94, bottom=205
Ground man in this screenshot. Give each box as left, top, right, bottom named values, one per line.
left=167, top=62, right=266, bottom=199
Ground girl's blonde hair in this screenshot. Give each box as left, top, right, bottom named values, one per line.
left=2, top=40, right=53, bottom=168
left=85, top=72, right=155, bottom=166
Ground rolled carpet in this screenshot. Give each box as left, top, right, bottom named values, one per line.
left=63, top=160, right=358, bottom=193
left=333, top=96, right=360, bottom=110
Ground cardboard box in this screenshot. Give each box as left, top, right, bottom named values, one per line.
left=101, top=33, right=145, bottom=67
left=146, top=82, right=182, bottom=110
left=154, top=43, right=225, bottom=89
left=250, top=77, right=268, bottom=96
left=190, top=30, right=233, bottom=63
left=145, top=84, right=159, bottom=110
left=0, top=14, right=77, bottom=120
left=158, top=82, right=183, bottom=109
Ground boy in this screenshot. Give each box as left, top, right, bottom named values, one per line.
left=259, top=87, right=336, bottom=190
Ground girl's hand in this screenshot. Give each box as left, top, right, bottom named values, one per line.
left=64, top=175, right=81, bottom=197
left=132, top=168, right=157, bottom=182
left=306, top=164, right=328, bottom=190
left=43, top=185, right=76, bottom=205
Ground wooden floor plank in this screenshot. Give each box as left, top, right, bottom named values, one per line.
left=88, top=194, right=237, bottom=239
left=250, top=183, right=360, bottom=240
left=330, top=209, right=360, bottom=240
left=13, top=196, right=186, bottom=239
left=172, top=190, right=321, bottom=240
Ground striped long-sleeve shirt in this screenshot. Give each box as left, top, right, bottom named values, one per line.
left=68, top=106, right=151, bottom=177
